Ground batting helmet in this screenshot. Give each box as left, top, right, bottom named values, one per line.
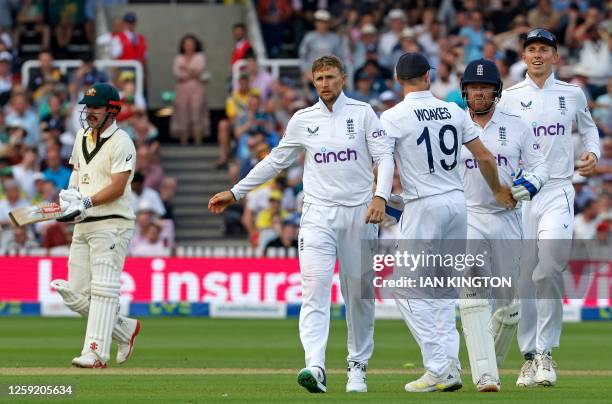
left=78, top=83, right=121, bottom=109
left=461, top=59, right=502, bottom=114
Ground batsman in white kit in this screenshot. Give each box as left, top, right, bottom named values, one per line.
left=208, top=55, right=394, bottom=393
left=379, top=52, right=516, bottom=393
left=498, top=29, right=600, bottom=387
left=458, top=59, right=549, bottom=392
left=52, top=83, right=141, bottom=368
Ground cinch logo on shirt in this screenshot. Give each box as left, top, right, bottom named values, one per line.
left=413, top=107, right=452, bottom=121
left=314, top=147, right=358, bottom=164
left=532, top=122, right=565, bottom=137
left=465, top=154, right=509, bottom=169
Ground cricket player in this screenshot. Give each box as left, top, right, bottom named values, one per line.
left=52, top=83, right=140, bottom=368
left=497, top=29, right=600, bottom=387
left=209, top=55, right=394, bottom=393
left=379, top=52, right=515, bottom=393
left=458, top=59, right=549, bottom=392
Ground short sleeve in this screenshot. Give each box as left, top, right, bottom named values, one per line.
left=111, top=134, right=137, bottom=174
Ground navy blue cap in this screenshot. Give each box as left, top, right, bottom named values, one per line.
left=524, top=28, right=557, bottom=49
left=396, top=52, right=432, bottom=80
left=123, top=12, right=137, bottom=23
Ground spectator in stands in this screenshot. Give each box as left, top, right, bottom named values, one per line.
left=573, top=171, right=595, bottom=214
left=1, top=226, right=38, bottom=252
left=51, top=0, right=88, bottom=55
left=4, top=119, right=26, bottom=164
left=593, top=78, right=611, bottom=136
left=111, top=12, right=147, bottom=66
left=41, top=221, right=71, bottom=248
left=13, top=0, right=50, bottom=51
left=574, top=199, right=600, bottom=239
left=129, top=108, right=159, bottom=155
left=171, top=34, right=210, bottom=146
left=298, top=10, right=343, bottom=79
left=0, top=179, right=28, bottom=228
left=459, top=11, right=487, bottom=63
left=129, top=220, right=168, bottom=257
left=135, top=144, right=163, bottom=192
left=216, top=73, right=259, bottom=169
left=390, top=28, right=422, bottom=70
left=594, top=138, right=612, bottom=181
left=242, top=53, right=274, bottom=102
left=5, top=92, right=39, bottom=146
left=352, top=23, right=378, bottom=72
left=348, top=71, right=376, bottom=103
left=42, top=144, right=70, bottom=190
left=40, top=93, right=67, bottom=133
left=431, top=61, right=460, bottom=100
left=595, top=220, right=610, bottom=242
left=257, top=0, right=292, bottom=58
left=0, top=0, right=16, bottom=34
left=159, top=176, right=177, bottom=222
left=254, top=189, right=289, bottom=249
left=264, top=220, right=298, bottom=257
left=68, top=54, right=107, bottom=102
left=527, top=0, right=561, bottom=32
left=131, top=172, right=165, bottom=217
left=116, top=70, right=146, bottom=110
left=575, top=24, right=609, bottom=99
left=11, top=147, right=39, bottom=198
left=95, top=16, right=122, bottom=60
left=28, top=50, right=66, bottom=104
left=379, top=9, right=406, bottom=69
left=230, top=23, right=251, bottom=67
left=0, top=51, right=12, bottom=107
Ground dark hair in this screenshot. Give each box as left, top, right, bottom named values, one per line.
left=179, top=34, right=203, bottom=54
left=233, top=23, right=246, bottom=31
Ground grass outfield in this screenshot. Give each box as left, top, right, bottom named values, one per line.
left=0, top=318, right=611, bottom=403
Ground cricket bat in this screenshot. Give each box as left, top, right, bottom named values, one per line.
left=9, top=203, right=65, bottom=227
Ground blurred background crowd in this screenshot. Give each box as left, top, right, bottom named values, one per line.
left=0, top=0, right=610, bottom=256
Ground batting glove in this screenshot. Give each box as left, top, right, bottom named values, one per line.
left=59, top=188, right=82, bottom=203
left=57, top=196, right=93, bottom=223
left=385, top=193, right=404, bottom=224
left=511, top=169, right=543, bottom=201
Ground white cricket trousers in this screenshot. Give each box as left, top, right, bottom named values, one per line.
left=518, top=180, right=574, bottom=355
left=467, top=209, right=522, bottom=305
left=298, top=203, right=378, bottom=369
left=395, top=190, right=466, bottom=377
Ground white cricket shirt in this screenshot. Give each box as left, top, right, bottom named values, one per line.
left=231, top=92, right=395, bottom=206
left=460, top=108, right=549, bottom=214
left=498, top=73, right=600, bottom=185
left=380, top=90, right=478, bottom=201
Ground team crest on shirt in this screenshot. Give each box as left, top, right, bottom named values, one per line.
left=81, top=173, right=90, bottom=184
left=558, top=96, right=567, bottom=115
left=307, top=126, right=319, bottom=137
left=498, top=126, right=508, bottom=146
left=520, top=100, right=532, bottom=110
left=346, top=118, right=355, bottom=139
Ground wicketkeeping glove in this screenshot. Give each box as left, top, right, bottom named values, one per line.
left=511, top=168, right=543, bottom=201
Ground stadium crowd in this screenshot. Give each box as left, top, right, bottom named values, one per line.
left=0, top=3, right=176, bottom=255
left=224, top=0, right=611, bottom=252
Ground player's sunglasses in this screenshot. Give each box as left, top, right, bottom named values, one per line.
left=525, top=29, right=557, bottom=47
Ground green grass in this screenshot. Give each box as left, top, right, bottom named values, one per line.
left=0, top=318, right=611, bottom=403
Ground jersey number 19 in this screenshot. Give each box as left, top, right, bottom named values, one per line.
left=416, top=125, right=458, bottom=173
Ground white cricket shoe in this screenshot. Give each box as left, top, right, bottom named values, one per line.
left=297, top=366, right=327, bottom=393
left=346, top=361, right=367, bottom=393
left=516, top=359, right=537, bottom=387
left=477, top=374, right=501, bottom=392
left=116, top=319, right=141, bottom=364
left=72, top=352, right=107, bottom=368
left=405, top=368, right=462, bottom=393
left=534, top=353, right=557, bottom=387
